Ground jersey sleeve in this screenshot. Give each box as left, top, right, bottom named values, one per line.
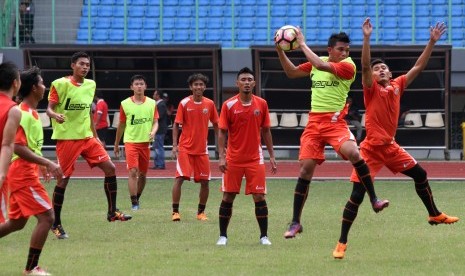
left=329, top=61, right=355, bottom=80
left=174, top=102, right=184, bottom=124
left=209, top=102, right=219, bottom=124
left=14, top=126, right=28, bottom=146
left=298, top=62, right=312, bottom=73
left=119, top=105, right=126, bottom=122
left=48, top=86, right=59, bottom=104
left=262, top=101, right=271, bottom=127
left=154, top=108, right=159, bottom=120
left=218, top=102, right=229, bottom=130
left=96, top=101, right=104, bottom=114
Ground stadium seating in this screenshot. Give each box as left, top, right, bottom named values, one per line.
left=269, top=113, right=279, bottom=127
left=404, top=113, right=423, bottom=128
left=425, top=112, right=445, bottom=127
left=299, top=113, right=308, bottom=127
left=39, top=113, right=51, bottom=128
left=280, top=113, right=298, bottom=128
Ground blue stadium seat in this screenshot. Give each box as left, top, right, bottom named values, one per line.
left=95, top=18, right=112, bottom=29
left=162, top=30, right=174, bottom=41
left=113, top=6, right=126, bottom=17
left=317, top=17, right=336, bottom=29
left=144, top=18, right=159, bottom=29
left=342, top=5, right=365, bottom=17
left=272, top=0, right=287, bottom=4
left=305, top=17, right=318, bottom=28
left=380, top=5, right=398, bottom=16
left=179, top=0, right=195, bottom=5
left=451, top=17, right=463, bottom=28
left=163, top=17, right=176, bottom=29
left=235, top=40, right=251, bottom=48
left=236, top=18, right=255, bottom=29
left=255, top=18, right=268, bottom=29
left=163, top=6, right=177, bottom=17
left=128, top=18, right=143, bottom=29
left=415, top=30, right=430, bottom=41
left=98, top=6, right=113, bottom=17
left=99, top=0, right=115, bottom=4
left=132, top=0, right=147, bottom=5
left=235, top=5, right=256, bottom=17
left=306, top=5, right=319, bottom=17
left=178, top=8, right=193, bottom=17
left=287, top=8, right=302, bottom=17
left=109, top=29, right=124, bottom=42
left=415, top=5, right=430, bottom=16
left=416, top=17, right=431, bottom=28
left=236, top=31, right=254, bottom=41
left=431, top=5, right=447, bottom=16
left=83, top=0, right=100, bottom=5
left=379, top=17, right=397, bottom=28
left=399, top=5, right=412, bottom=17
left=271, top=7, right=287, bottom=17
left=112, top=17, right=125, bottom=29
left=146, top=8, right=160, bottom=17
left=398, top=31, right=412, bottom=42
left=77, top=29, right=90, bottom=41
left=79, top=17, right=95, bottom=29
left=209, top=6, right=224, bottom=17
left=288, top=0, right=303, bottom=4
left=127, top=30, right=141, bottom=41
left=198, top=18, right=207, bottom=29
left=380, top=28, right=398, bottom=41
left=319, top=6, right=335, bottom=17
left=204, top=29, right=223, bottom=42
left=223, top=19, right=233, bottom=29
left=451, top=5, right=463, bottom=16
left=254, top=31, right=269, bottom=42
left=349, top=30, right=363, bottom=43
left=82, top=6, right=98, bottom=17
left=164, top=0, right=179, bottom=5
left=176, top=18, right=192, bottom=29
left=451, top=29, right=464, bottom=40
left=207, top=18, right=223, bottom=29
left=115, top=0, right=130, bottom=4
left=146, top=0, right=159, bottom=6
left=173, top=30, right=190, bottom=42
left=129, top=6, right=145, bottom=17
left=142, top=29, right=159, bottom=41
left=92, top=29, right=108, bottom=41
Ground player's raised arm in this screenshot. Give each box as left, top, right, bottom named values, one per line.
left=361, top=18, right=374, bottom=88
left=405, top=22, right=446, bottom=87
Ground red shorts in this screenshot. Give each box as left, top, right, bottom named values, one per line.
left=175, top=152, right=211, bottom=182
left=350, top=141, right=417, bottom=182
left=124, top=142, right=150, bottom=174
left=8, top=183, right=52, bottom=220
left=299, top=119, right=354, bottom=164
left=0, top=183, right=7, bottom=223
left=56, top=138, right=110, bottom=178
left=221, top=164, right=266, bottom=195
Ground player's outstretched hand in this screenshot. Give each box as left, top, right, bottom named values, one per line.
left=430, top=22, right=446, bottom=43
left=362, top=17, right=373, bottom=37
left=54, top=113, right=66, bottom=124
left=295, top=27, right=306, bottom=47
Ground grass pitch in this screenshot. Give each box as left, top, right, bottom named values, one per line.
left=0, top=179, right=463, bottom=275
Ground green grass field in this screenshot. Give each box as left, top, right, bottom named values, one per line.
left=1, top=179, right=464, bottom=275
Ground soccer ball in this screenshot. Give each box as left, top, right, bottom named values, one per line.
left=274, top=25, right=300, bottom=52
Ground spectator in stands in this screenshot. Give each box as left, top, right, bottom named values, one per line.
left=47, top=51, right=131, bottom=240
left=93, top=91, right=109, bottom=148
left=163, top=92, right=174, bottom=126
left=333, top=18, right=458, bottom=260
left=216, top=67, right=277, bottom=246
left=171, top=73, right=219, bottom=222
left=276, top=29, right=389, bottom=240
left=0, top=67, right=62, bottom=276
left=12, top=1, right=35, bottom=46
left=344, top=96, right=363, bottom=143
left=114, top=75, right=158, bottom=211
left=152, top=90, right=168, bottom=170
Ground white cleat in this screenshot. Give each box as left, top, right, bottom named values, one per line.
left=23, top=266, right=52, bottom=275
left=259, top=236, right=272, bottom=245
left=216, top=236, right=228, bottom=246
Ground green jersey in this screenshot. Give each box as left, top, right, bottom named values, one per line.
left=12, top=103, right=43, bottom=162
left=49, top=77, right=95, bottom=140
left=121, top=96, right=156, bottom=143
left=310, top=57, right=356, bottom=112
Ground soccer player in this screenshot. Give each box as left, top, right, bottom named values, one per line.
left=0, top=67, right=62, bottom=276
left=171, top=73, right=219, bottom=222
left=0, top=62, right=22, bottom=224
left=114, top=75, right=158, bottom=210
left=93, top=91, right=109, bottom=148
left=332, top=18, right=458, bottom=259
left=46, top=51, right=131, bottom=239
left=216, top=67, right=277, bottom=246
left=276, top=29, right=389, bottom=239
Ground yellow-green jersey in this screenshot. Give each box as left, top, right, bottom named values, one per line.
left=48, top=76, right=95, bottom=140
left=305, top=57, right=356, bottom=112
left=12, top=102, right=43, bottom=162
left=120, top=96, right=157, bottom=143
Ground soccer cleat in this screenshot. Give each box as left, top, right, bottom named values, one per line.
left=107, top=209, right=132, bottom=222
left=131, top=204, right=140, bottom=211
left=23, top=266, right=51, bottom=275
left=284, top=222, right=303, bottom=239
left=216, top=236, right=228, bottom=246
left=428, top=213, right=459, bottom=225
left=51, top=225, right=68, bottom=239
left=196, top=212, right=208, bottom=221
left=372, top=199, right=389, bottom=213
left=259, top=236, right=272, bottom=245
left=332, top=242, right=347, bottom=259
left=172, top=212, right=181, bottom=222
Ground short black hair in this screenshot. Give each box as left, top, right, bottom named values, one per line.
left=187, top=73, right=209, bottom=86
left=370, top=58, right=387, bottom=68
left=71, top=51, right=90, bottom=64
left=19, top=66, right=41, bottom=99
left=130, top=74, right=147, bottom=85
left=0, top=61, right=19, bottom=91
left=236, top=67, right=254, bottom=79
left=328, top=32, right=350, bottom=47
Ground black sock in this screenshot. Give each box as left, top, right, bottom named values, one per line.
left=292, top=178, right=310, bottom=223
left=104, top=176, right=117, bottom=213
left=255, top=200, right=268, bottom=238
left=172, top=203, right=179, bottom=213
left=52, top=186, right=66, bottom=226
left=353, top=160, right=377, bottom=203
left=415, top=180, right=441, bottom=216
left=25, top=247, right=41, bottom=271
left=137, top=193, right=141, bottom=201
left=130, top=195, right=138, bottom=205
left=339, top=183, right=365, bottom=244
left=198, top=204, right=206, bottom=214
left=219, top=201, right=233, bottom=238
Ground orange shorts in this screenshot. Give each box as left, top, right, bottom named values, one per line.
left=56, top=138, right=110, bottom=178
left=299, top=119, right=354, bottom=163
left=350, top=141, right=417, bottom=182
left=0, top=183, right=7, bottom=223
left=221, top=164, right=266, bottom=195
left=175, top=152, right=211, bottom=182
left=8, top=183, right=52, bottom=220
left=124, top=142, right=150, bottom=174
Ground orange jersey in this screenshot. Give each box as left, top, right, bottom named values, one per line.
left=298, top=61, right=355, bottom=80
left=364, top=75, right=407, bottom=145
left=219, top=94, right=271, bottom=166
left=0, top=93, right=17, bottom=152
left=175, top=96, right=219, bottom=155
left=93, top=99, right=109, bottom=129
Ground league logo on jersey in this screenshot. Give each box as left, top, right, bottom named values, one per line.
left=254, top=109, right=260, bottom=116
left=203, top=108, right=208, bottom=114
